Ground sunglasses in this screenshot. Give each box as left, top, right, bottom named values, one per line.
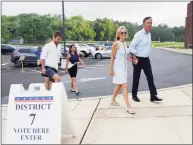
left=121, top=32, right=127, bottom=35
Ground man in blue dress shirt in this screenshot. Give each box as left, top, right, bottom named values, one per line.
left=129, top=16, right=163, bottom=102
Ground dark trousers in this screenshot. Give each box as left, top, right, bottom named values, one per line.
left=132, top=57, right=157, bottom=97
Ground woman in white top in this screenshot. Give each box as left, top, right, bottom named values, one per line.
left=110, top=26, right=135, bottom=114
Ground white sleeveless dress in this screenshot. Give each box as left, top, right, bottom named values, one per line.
left=113, top=41, right=128, bottom=84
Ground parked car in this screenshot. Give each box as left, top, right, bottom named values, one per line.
left=1, top=44, right=17, bottom=54
left=79, top=44, right=96, bottom=56
left=61, top=45, right=83, bottom=57
left=76, top=44, right=92, bottom=57
left=92, top=46, right=112, bottom=59
left=11, top=47, right=38, bottom=67
left=99, top=43, right=113, bottom=47
left=86, top=43, right=97, bottom=47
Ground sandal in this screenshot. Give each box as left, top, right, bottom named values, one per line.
left=111, top=101, right=120, bottom=106
left=126, top=107, right=136, bottom=114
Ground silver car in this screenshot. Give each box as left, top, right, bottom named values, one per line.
left=92, top=47, right=112, bottom=59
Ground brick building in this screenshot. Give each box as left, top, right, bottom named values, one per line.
left=185, top=1, right=193, bottom=48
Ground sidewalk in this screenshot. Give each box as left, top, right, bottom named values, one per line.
left=1, top=84, right=192, bottom=144
left=155, top=47, right=192, bottom=55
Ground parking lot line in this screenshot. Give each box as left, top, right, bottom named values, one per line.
left=59, top=70, right=66, bottom=73
left=79, top=69, right=89, bottom=72
left=24, top=68, right=41, bottom=73
left=24, top=68, right=86, bottom=74
left=86, top=64, right=107, bottom=67
left=1, top=63, right=9, bottom=66
left=85, top=66, right=109, bottom=70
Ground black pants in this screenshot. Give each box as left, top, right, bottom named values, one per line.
left=132, top=57, right=157, bottom=97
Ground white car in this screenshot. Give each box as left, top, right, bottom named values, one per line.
left=75, top=44, right=92, bottom=57
left=92, top=47, right=112, bottom=59
left=63, top=43, right=91, bottom=57
left=61, top=45, right=83, bottom=57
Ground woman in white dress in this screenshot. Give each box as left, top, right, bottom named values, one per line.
left=110, top=26, right=135, bottom=114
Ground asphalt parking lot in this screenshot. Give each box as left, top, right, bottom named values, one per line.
left=1, top=48, right=192, bottom=104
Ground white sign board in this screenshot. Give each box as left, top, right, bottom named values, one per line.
left=5, top=83, right=75, bottom=144
left=61, top=59, right=76, bottom=69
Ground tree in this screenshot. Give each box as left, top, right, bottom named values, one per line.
left=18, top=13, right=53, bottom=43
left=65, top=16, right=95, bottom=41
left=172, top=26, right=185, bottom=42
left=1, top=15, right=11, bottom=43
left=1, top=13, right=185, bottom=43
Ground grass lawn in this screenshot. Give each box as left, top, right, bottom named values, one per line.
left=126, top=41, right=185, bottom=49
left=14, top=41, right=186, bottom=49
left=151, top=42, right=185, bottom=49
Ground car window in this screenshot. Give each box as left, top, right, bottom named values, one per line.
left=79, top=44, right=85, bottom=47
left=66, top=45, right=71, bottom=48
left=30, top=49, right=37, bottom=53
left=106, top=47, right=112, bottom=50
left=8, top=45, right=16, bottom=49
left=1, top=45, right=7, bottom=49
left=1, top=44, right=15, bottom=49
left=18, top=49, right=30, bottom=53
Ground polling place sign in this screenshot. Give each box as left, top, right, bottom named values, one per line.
left=5, top=83, right=75, bottom=144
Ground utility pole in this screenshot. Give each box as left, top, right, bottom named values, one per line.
left=188, top=32, right=190, bottom=49
left=62, top=1, right=66, bottom=57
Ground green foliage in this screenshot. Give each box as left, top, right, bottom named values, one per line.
left=1, top=14, right=185, bottom=44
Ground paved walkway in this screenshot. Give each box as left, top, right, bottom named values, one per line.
left=1, top=84, right=192, bottom=144
left=156, top=47, right=192, bottom=55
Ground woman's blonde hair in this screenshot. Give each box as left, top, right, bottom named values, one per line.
left=115, top=26, right=128, bottom=41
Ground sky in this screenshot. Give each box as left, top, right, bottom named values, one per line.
left=2, top=1, right=190, bottom=27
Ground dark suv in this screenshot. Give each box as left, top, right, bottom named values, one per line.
left=11, top=47, right=38, bottom=66
left=1, top=44, right=16, bottom=54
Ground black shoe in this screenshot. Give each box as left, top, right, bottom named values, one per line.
left=76, top=91, right=80, bottom=96
left=132, top=96, right=140, bottom=102
left=71, top=90, right=76, bottom=92
left=150, top=96, right=163, bottom=102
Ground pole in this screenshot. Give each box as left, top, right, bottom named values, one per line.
left=188, top=32, right=190, bottom=49
left=62, top=1, right=66, bottom=57
left=21, top=60, right=24, bottom=72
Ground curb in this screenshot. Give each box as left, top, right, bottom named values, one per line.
left=75, top=83, right=192, bottom=101
left=1, top=84, right=192, bottom=107
left=155, top=47, right=192, bottom=55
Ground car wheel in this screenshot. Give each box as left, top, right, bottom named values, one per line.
left=81, top=51, right=87, bottom=57
left=79, top=54, right=83, bottom=58
left=95, top=53, right=102, bottom=59
left=88, top=54, right=92, bottom=58
left=14, top=59, right=22, bottom=67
